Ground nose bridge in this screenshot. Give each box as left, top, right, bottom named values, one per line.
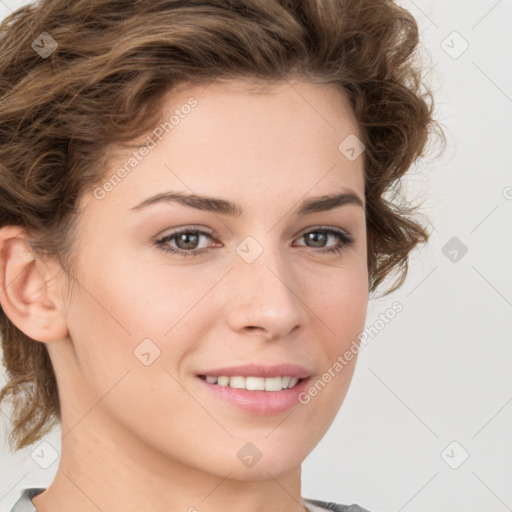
left=226, top=232, right=308, bottom=337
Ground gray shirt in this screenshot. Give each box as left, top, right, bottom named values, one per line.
left=10, top=488, right=371, bottom=512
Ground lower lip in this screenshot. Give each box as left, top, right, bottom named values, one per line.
left=195, top=376, right=311, bottom=415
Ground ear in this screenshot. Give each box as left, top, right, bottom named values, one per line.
left=0, top=225, right=69, bottom=343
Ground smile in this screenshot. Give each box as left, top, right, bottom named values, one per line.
left=198, top=374, right=301, bottom=391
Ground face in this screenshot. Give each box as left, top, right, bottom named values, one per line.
left=52, top=79, right=368, bottom=480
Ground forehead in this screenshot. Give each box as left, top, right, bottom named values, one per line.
left=85, top=78, right=365, bottom=216
left=154, top=79, right=362, bottom=179
left=166, top=77, right=360, bottom=138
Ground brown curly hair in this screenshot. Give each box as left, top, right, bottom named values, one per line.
left=0, top=0, right=444, bottom=451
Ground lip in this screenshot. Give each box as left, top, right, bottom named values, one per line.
left=195, top=364, right=313, bottom=415
left=196, top=363, right=311, bottom=379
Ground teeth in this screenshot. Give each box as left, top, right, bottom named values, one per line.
left=202, top=375, right=301, bottom=391
left=264, top=376, right=282, bottom=391
left=246, top=377, right=265, bottom=390
left=229, top=376, right=245, bottom=389
left=217, top=376, right=229, bottom=386
left=288, top=377, right=299, bottom=388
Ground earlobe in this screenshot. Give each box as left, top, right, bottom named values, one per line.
left=0, top=225, right=69, bottom=343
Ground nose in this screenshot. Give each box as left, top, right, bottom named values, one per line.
left=224, top=241, right=309, bottom=341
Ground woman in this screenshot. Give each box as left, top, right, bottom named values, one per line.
left=0, top=0, right=443, bottom=511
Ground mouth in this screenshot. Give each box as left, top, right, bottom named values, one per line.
left=194, top=363, right=313, bottom=414
left=195, top=367, right=312, bottom=415
left=197, top=374, right=305, bottom=391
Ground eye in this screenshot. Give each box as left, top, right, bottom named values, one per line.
left=294, top=227, right=354, bottom=255
left=154, top=228, right=218, bottom=258
left=153, top=226, right=354, bottom=258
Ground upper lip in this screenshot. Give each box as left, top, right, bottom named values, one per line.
left=197, top=363, right=311, bottom=379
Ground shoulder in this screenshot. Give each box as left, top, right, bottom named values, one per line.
left=10, top=489, right=372, bottom=512
left=9, top=488, right=46, bottom=512
left=304, top=497, right=372, bottom=512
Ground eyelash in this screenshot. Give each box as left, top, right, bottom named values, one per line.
left=153, top=226, right=354, bottom=258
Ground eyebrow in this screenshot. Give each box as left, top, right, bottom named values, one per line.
left=130, top=190, right=364, bottom=216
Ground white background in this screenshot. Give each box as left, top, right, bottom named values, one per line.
left=1, top=1, right=511, bottom=511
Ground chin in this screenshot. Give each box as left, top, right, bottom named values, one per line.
left=224, top=456, right=303, bottom=481
left=191, top=438, right=308, bottom=481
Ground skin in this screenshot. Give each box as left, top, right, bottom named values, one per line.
left=0, top=79, right=368, bottom=512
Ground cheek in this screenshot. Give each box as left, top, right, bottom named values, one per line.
left=306, top=263, right=368, bottom=344
left=64, top=253, right=219, bottom=381
left=301, top=264, right=368, bottom=412
left=62, top=254, right=162, bottom=392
